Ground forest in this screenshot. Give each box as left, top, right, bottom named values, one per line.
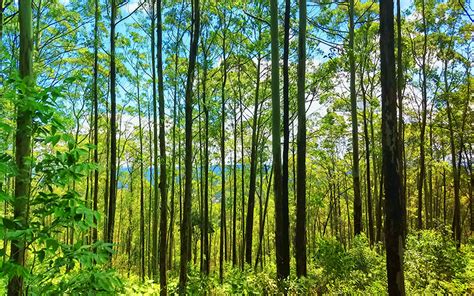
left=0, top=0, right=473, bottom=294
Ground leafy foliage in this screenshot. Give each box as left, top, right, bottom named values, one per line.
left=405, top=228, right=473, bottom=294
left=0, top=78, right=122, bottom=295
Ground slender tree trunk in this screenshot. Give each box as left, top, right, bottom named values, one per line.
left=202, top=45, right=210, bottom=275
left=156, top=0, right=168, bottom=291
left=219, top=13, right=228, bottom=282
left=149, top=0, right=160, bottom=279
left=103, top=100, right=110, bottom=240
left=447, top=100, right=460, bottom=248
left=168, top=32, right=181, bottom=271
left=417, top=0, right=428, bottom=230
left=380, top=0, right=406, bottom=292
left=443, top=168, right=447, bottom=224
left=106, top=0, right=118, bottom=252
left=147, top=103, right=153, bottom=277
left=270, top=0, right=289, bottom=280
left=137, top=68, right=145, bottom=281
left=245, top=54, right=261, bottom=266
left=426, top=110, right=433, bottom=228
left=255, top=167, right=273, bottom=269
left=396, top=0, right=406, bottom=240
left=295, top=0, right=307, bottom=277
left=8, top=0, right=33, bottom=294
left=349, top=0, right=362, bottom=236
left=92, top=0, right=100, bottom=246
left=232, top=93, right=238, bottom=267
left=444, top=57, right=469, bottom=249
left=361, top=71, right=374, bottom=245
left=281, top=0, right=291, bottom=273
left=179, top=0, right=200, bottom=290
left=239, top=69, right=245, bottom=271
left=198, top=95, right=204, bottom=272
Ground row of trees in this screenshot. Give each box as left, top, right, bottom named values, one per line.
left=0, top=0, right=472, bottom=294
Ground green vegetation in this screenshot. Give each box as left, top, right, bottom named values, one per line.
left=0, top=0, right=472, bottom=294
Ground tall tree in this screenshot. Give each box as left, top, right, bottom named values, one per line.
left=136, top=66, right=146, bottom=281
left=219, top=9, right=228, bottom=282
left=295, top=0, right=307, bottom=278
left=150, top=0, right=160, bottom=279
left=417, top=0, right=428, bottom=230
left=445, top=61, right=469, bottom=250
left=91, top=0, right=100, bottom=246
left=349, top=0, right=362, bottom=236
left=281, top=0, right=291, bottom=273
left=179, top=0, right=200, bottom=290
left=396, top=0, right=406, bottom=240
left=201, top=39, right=210, bottom=275
left=156, top=0, right=168, bottom=291
left=270, top=0, right=289, bottom=280
left=360, top=25, right=375, bottom=246
left=107, top=0, right=118, bottom=250
left=245, top=52, right=261, bottom=266
left=8, top=0, right=33, bottom=294
left=380, top=0, right=406, bottom=293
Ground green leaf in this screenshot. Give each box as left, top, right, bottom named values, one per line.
left=38, top=249, right=46, bottom=263
left=2, top=217, right=20, bottom=230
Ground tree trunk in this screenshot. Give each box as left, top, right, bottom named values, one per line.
left=92, top=0, right=100, bottom=246
left=295, top=0, right=307, bottom=277
left=245, top=54, right=261, bottom=266
left=219, top=12, right=228, bottom=282
left=135, top=65, right=146, bottom=281
left=270, top=0, right=290, bottom=280
left=156, top=0, right=168, bottom=291
left=417, top=0, right=428, bottom=230
left=150, top=0, right=160, bottom=279
left=168, top=28, right=181, bottom=272
left=201, top=43, right=210, bottom=275
left=255, top=166, right=273, bottom=269
left=380, top=0, right=406, bottom=292
left=349, top=0, right=362, bottom=236
left=281, top=0, right=291, bottom=274
left=8, top=0, right=33, bottom=294
left=106, top=0, right=117, bottom=252
left=396, top=0, right=406, bottom=240
left=232, top=83, right=238, bottom=267
left=179, top=0, right=200, bottom=290
left=239, top=68, right=245, bottom=271
left=361, top=69, right=374, bottom=245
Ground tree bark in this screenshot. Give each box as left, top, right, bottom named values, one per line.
left=270, top=0, right=290, bottom=280
left=417, top=0, right=428, bottom=230
left=219, top=11, right=228, bottom=282
left=136, top=65, right=145, bottom=281
left=8, top=0, right=33, bottom=294
left=245, top=54, right=261, bottom=266
left=179, top=0, right=200, bottom=290
left=106, top=0, right=118, bottom=252
left=281, top=0, right=291, bottom=273
left=156, top=0, right=168, bottom=291
left=91, top=0, right=100, bottom=246
left=201, top=43, right=210, bottom=275
left=380, top=0, right=406, bottom=292
left=150, top=0, right=160, bottom=279
left=295, top=0, right=307, bottom=277
left=349, top=0, right=362, bottom=236
left=396, top=0, right=406, bottom=240
left=361, top=67, right=374, bottom=245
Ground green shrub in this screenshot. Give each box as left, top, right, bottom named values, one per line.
left=313, top=235, right=386, bottom=294
left=405, top=228, right=472, bottom=294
